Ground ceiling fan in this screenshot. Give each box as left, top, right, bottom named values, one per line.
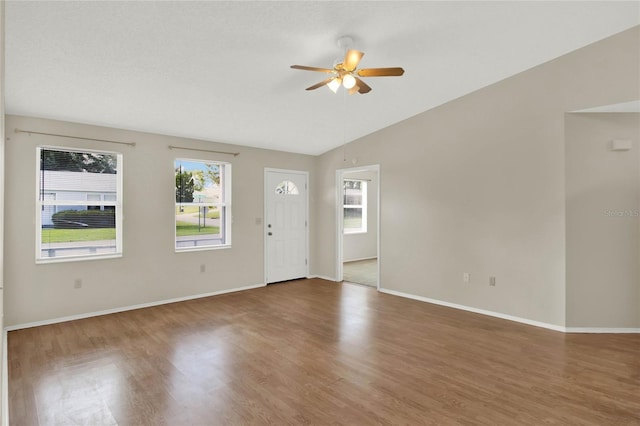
left=291, top=37, right=404, bottom=95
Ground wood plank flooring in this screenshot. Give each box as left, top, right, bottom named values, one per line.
left=8, top=279, right=640, bottom=425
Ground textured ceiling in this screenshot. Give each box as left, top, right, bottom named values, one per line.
left=5, top=1, right=639, bottom=155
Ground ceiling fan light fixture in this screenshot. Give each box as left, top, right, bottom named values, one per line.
left=328, top=77, right=341, bottom=93
left=290, top=41, right=404, bottom=94
left=342, top=73, right=356, bottom=89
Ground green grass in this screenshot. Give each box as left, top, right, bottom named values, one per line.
left=176, top=221, right=220, bottom=237
left=176, top=206, right=220, bottom=219
left=42, top=221, right=221, bottom=242
left=42, top=228, right=116, bottom=243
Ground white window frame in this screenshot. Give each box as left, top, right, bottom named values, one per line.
left=175, top=158, right=232, bottom=252
left=35, top=146, right=123, bottom=263
left=343, top=179, right=367, bottom=234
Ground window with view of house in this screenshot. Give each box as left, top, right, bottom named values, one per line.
left=36, top=147, right=123, bottom=262
left=175, top=159, right=231, bottom=251
left=343, top=179, right=367, bottom=234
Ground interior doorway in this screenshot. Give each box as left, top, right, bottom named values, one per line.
left=336, top=165, right=380, bottom=289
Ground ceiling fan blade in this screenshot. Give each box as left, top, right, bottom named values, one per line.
left=305, top=77, right=336, bottom=91
left=357, top=67, right=405, bottom=77
left=343, top=49, right=364, bottom=72
left=291, top=65, right=334, bottom=73
left=354, top=77, right=372, bottom=94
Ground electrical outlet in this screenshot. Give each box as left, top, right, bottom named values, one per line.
left=200, top=264, right=206, bottom=273
left=463, top=273, right=470, bottom=283
left=74, top=279, right=82, bottom=289
left=489, top=276, right=496, bottom=286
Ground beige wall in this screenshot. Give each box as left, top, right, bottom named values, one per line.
left=343, top=169, right=378, bottom=262
left=1, top=1, right=5, bottom=423
left=315, top=27, right=640, bottom=327
left=4, top=115, right=316, bottom=326
left=3, top=27, right=639, bottom=330
left=566, top=113, right=639, bottom=328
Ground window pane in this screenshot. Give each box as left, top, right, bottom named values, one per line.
left=175, top=159, right=230, bottom=250
left=41, top=149, right=117, bottom=173
left=344, top=207, right=363, bottom=230
left=41, top=206, right=117, bottom=259
left=176, top=161, right=220, bottom=204
left=344, top=180, right=363, bottom=205
left=344, top=192, right=362, bottom=205
left=275, top=180, right=299, bottom=195
left=38, top=148, right=122, bottom=261
left=40, top=151, right=117, bottom=202
left=343, top=179, right=367, bottom=233
left=176, top=205, right=225, bottom=248
left=344, top=180, right=361, bottom=190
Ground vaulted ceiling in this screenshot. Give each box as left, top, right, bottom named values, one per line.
left=5, top=1, right=639, bottom=155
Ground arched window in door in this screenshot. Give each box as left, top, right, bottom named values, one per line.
left=275, top=180, right=300, bottom=195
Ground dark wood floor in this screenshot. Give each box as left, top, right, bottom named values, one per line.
left=8, top=279, right=640, bottom=425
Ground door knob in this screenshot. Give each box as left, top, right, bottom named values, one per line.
left=268, top=232, right=272, bottom=236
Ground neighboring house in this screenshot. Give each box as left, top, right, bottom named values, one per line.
left=191, top=186, right=221, bottom=204
left=41, top=170, right=117, bottom=226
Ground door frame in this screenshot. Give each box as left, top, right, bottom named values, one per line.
left=264, top=168, right=310, bottom=284
left=336, top=164, right=381, bottom=290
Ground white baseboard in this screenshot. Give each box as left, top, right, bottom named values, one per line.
left=565, top=327, right=640, bottom=334
left=379, top=288, right=639, bottom=334
left=5, top=283, right=266, bottom=331
left=308, top=275, right=338, bottom=282
left=7, top=281, right=638, bottom=335
left=378, top=287, right=566, bottom=332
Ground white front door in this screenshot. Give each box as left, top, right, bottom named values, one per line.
left=265, top=170, right=308, bottom=283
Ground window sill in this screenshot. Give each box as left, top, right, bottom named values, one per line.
left=36, top=253, right=123, bottom=264
left=344, top=230, right=367, bottom=235
left=175, top=244, right=232, bottom=253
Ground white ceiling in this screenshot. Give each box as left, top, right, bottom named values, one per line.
left=5, top=1, right=639, bottom=155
